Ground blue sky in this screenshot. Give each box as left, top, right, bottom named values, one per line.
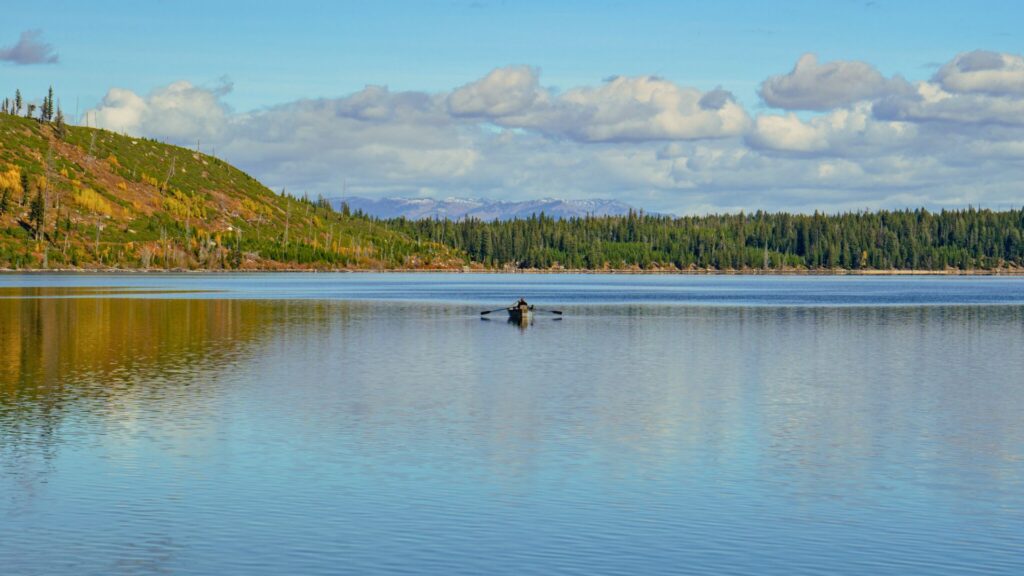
left=3, top=1, right=1024, bottom=213
left=5, top=0, right=1023, bottom=111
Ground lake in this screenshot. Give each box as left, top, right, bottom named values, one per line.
left=1, top=274, right=1023, bottom=575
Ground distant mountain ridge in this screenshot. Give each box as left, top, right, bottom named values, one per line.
left=330, top=196, right=643, bottom=221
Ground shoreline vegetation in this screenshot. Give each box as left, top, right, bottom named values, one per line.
left=4, top=87, right=1024, bottom=275
left=4, top=267, right=1024, bottom=276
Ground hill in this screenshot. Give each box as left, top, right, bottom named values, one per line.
left=332, top=196, right=641, bottom=221
left=0, top=113, right=462, bottom=270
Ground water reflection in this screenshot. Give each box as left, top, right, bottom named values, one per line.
left=507, top=316, right=531, bottom=330
left=1, top=296, right=263, bottom=418
left=1, top=294, right=1023, bottom=575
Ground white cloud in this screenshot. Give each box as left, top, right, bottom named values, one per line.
left=748, top=113, right=829, bottom=152
left=88, top=80, right=230, bottom=141
left=448, top=67, right=750, bottom=142
left=873, top=81, right=1024, bottom=127
left=870, top=51, right=1024, bottom=131
left=447, top=66, right=545, bottom=117
left=219, top=91, right=476, bottom=194
left=545, top=75, right=751, bottom=142
left=759, top=53, right=910, bottom=111
left=90, top=88, right=146, bottom=134
left=84, top=55, right=1024, bottom=214
left=749, top=104, right=917, bottom=154
left=934, top=50, right=1024, bottom=95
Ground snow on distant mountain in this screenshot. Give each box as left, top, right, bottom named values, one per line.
left=330, top=197, right=644, bottom=220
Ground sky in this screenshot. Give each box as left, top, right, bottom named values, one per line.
left=2, top=0, right=1024, bottom=214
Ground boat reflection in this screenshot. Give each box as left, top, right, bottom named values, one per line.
left=508, top=315, right=532, bottom=330
left=480, top=315, right=562, bottom=331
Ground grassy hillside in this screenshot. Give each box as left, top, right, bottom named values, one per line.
left=0, top=113, right=463, bottom=270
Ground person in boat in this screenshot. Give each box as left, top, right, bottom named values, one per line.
left=516, top=297, right=529, bottom=312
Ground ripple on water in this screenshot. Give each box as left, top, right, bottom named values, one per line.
left=1, top=281, right=1023, bottom=574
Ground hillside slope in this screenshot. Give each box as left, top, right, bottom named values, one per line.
left=0, top=114, right=462, bottom=270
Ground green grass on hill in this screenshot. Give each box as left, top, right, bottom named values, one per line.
left=0, top=113, right=463, bottom=270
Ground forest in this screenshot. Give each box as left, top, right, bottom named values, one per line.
left=383, top=208, right=1024, bottom=271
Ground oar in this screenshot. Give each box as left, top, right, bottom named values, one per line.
left=480, top=308, right=508, bottom=315
left=533, top=308, right=563, bottom=315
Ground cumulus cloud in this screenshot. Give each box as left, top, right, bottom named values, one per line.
left=493, top=74, right=751, bottom=142
left=557, top=76, right=750, bottom=141
left=934, top=50, right=1024, bottom=95
left=748, top=113, right=829, bottom=152
left=446, top=67, right=750, bottom=142
left=760, top=53, right=909, bottom=110
left=873, top=80, right=1024, bottom=127
left=88, top=80, right=231, bottom=141
left=333, top=85, right=445, bottom=122
left=749, top=104, right=917, bottom=154
left=871, top=51, right=1024, bottom=133
left=698, top=87, right=734, bottom=110
left=84, top=55, right=1024, bottom=214
left=0, top=29, right=58, bottom=65
left=220, top=87, right=479, bottom=194
left=447, top=66, right=545, bottom=117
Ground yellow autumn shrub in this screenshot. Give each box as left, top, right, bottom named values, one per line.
left=162, top=189, right=207, bottom=219
left=73, top=188, right=115, bottom=217
left=242, top=198, right=274, bottom=217
left=0, top=166, right=21, bottom=195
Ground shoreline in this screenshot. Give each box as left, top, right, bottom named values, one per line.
left=3, top=267, right=1024, bottom=276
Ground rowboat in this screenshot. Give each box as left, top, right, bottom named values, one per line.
left=480, top=301, right=560, bottom=321
left=507, top=305, right=533, bottom=322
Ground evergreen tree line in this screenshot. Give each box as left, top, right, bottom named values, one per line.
left=1, top=86, right=66, bottom=137
left=382, top=208, right=1024, bottom=271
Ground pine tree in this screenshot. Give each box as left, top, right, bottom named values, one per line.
left=30, top=189, right=45, bottom=241
left=20, top=172, right=30, bottom=205
left=43, top=86, right=55, bottom=122
left=14, top=89, right=22, bottom=115
left=54, top=105, right=67, bottom=139
left=0, top=186, right=10, bottom=215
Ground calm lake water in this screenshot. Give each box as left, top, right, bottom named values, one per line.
left=1, top=274, right=1023, bottom=575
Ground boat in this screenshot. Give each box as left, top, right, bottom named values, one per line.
left=507, top=304, right=534, bottom=322
left=480, top=299, right=560, bottom=322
